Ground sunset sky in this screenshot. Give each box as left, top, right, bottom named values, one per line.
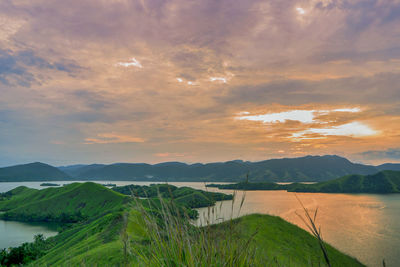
left=1, top=0, right=400, bottom=166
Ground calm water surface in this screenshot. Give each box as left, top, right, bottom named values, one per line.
left=1, top=181, right=399, bottom=267
left=0, top=220, right=59, bottom=249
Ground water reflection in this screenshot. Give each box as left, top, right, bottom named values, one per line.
left=195, top=190, right=400, bottom=267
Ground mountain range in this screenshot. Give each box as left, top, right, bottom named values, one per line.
left=1, top=155, right=400, bottom=182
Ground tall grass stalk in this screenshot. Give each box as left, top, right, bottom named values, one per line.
left=294, top=194, right=331, bottom=267
left=130, top=187, right=259, bottom=267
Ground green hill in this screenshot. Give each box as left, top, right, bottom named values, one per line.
left=288, top=170, right=400, bottom=193
left=208, top=171, right=400, bottom=194
left=112, top=184, right=233, bottom=208
left=213, top=214, right=363, bottom=266
left=0, top=162, right=70, bottom=182
left=19, top=212, right=364, bottom=266
left=0, top=182, right=128, bottom=222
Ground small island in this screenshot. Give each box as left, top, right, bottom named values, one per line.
left=40, top=183, right=60, bottom=187
left=101, top=183, right=117, bottom=187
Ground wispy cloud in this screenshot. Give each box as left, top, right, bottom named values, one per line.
left=84, top=133, right=144, bottom=144
left=210, top=77, right=228, bottom=83
left=236, top=108, right=361, bottom=124
left=116, top=58, right=143, bottom=68
left=154, top=152, right=185, bottom=158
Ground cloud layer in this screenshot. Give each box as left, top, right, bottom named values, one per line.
left=1, top=0, right=400, bottom=166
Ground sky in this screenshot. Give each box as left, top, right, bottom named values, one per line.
left=1, top=0, right=400, bottom=167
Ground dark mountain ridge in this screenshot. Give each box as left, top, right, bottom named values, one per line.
left=2, top=155, right=400, bottom=183
left=0, top=162, right=70, bottom=182
left=58, top=155, right=381, bottom=182
left=377, top=163, right=400, bottom=171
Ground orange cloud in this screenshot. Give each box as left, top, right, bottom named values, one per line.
left=84, top=133, right=144, bottom=144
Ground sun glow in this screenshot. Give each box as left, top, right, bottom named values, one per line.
left=236, top=108, right=378, bottom=139
left=291, top=122, right=378, bottom=140
left=237, top=108, right=361, bottom=124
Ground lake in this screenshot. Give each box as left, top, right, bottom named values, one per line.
left=0, top=220, right=59, bottom=249
left=1, top=181, right=399, bottom=267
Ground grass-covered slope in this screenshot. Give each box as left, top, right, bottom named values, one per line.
left=0, top=162, right=70, bottom=182
left=220, top=214, right=363, bottom=266
left=0, top=182, right=128, bottom=222
left=30, top=212, right=363, bottom=266
left=30, top=210, right=147, bottom=266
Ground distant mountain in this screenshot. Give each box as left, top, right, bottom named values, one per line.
left=248, top=155, right=377, bottom=182
left=3, top=156, right=399, bottom=183
left=0, top=162, right=70, bottom=182
left=58, top=164, right=105, bottom=177
left=377, top=163, right=400, bottom=171
left=65, top=155, right=380, bottom=182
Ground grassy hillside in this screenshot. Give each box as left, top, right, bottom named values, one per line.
left=212, top=214, right=363, bottom=266
left=0, top=183, right=128, bottom=222
left=21, top=212, right=363, bottom=266
left=30, top=210, right=146, bottom=266
left=0, top=162, right=70, bottom=182
left=208, top=170, right=400, bottom=194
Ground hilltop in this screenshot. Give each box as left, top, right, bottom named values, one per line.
left=0, top=182, right=127, bottom=222
left=0, top=162, right=70, bottom=182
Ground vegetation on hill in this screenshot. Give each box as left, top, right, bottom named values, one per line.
left=0, top=162, right=70, bottom=182
left=208, top=171, right=400, bottom=194
left=287, top=170, right=400, bottom=193
left=112, top=183, right=233, bottom=208
left=0, top=182, right=364, bottom=266
left=207, top=181, right=282, bottom=190
left=58, top=155, right=381, bottom=182
left=0, top=183, right=128, bottom=222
